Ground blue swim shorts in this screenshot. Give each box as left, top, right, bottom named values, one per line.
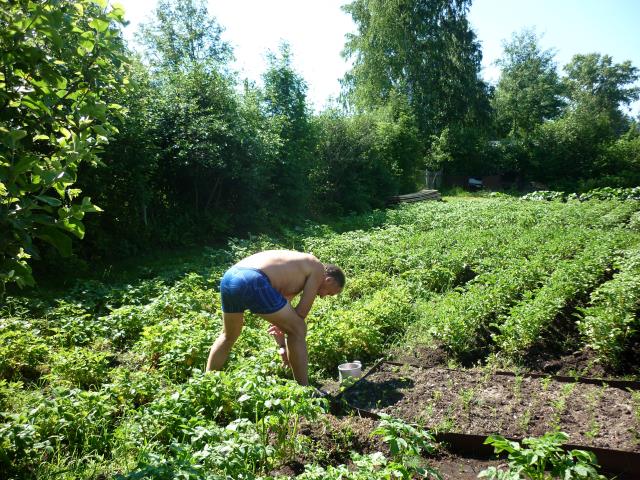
left=220, top=266, right=288, bottom=314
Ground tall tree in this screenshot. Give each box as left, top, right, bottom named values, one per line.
left=493, top=29, right=565, bottom=139
left=341, top=0, right=489, bottom=140
left=77, top=57, right=160, bottom=255
left=131, top=0, right=268, bottom=240
left=137, top=0, right=231, bottom=72
left=262, top=43, right=313, bottom=218
left=563, top=53, right=639, bottom=134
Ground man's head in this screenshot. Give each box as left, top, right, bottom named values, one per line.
left=318, top=263, right=345, bottom=298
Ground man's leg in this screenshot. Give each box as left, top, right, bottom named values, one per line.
left=261, top=304, right=308, bottom=386
left=206, top=312, right=244, bottom=371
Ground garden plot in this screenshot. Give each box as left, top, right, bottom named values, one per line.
left=4, top=197, right=640, bottom=478
left=342, top=362, right=640, bottom=453
left=269, top=414, right=501, bottom=480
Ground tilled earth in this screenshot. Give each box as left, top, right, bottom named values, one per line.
left=342, top=362, right=640, bottom=453
left=269, top=414, right=501, bottom=479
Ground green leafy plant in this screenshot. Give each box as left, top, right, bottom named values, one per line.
left=577, top=248, right=640, bottom=368
left=0, top=317, right=50, bottom=380
left=584, top=387, right=605, bottom=440
left=135, top=312, right=218, bottom=381
left=371, top=413, right=442, bottom=479
left=548, top=383, right=575, bottom=431
left=495, top=240, right=617, bottom=360
left=479, top=432, right=606, bottom=479
left=251, top=383, right=326, bottom=462
left=2, top=194, right=639, bottom=478
left=460, top=387, right=477, bottom=414
left=372, top=413, right=438, bottom=458
left=298, top=451, right=436, bottom=480
left=47, top=345, right=112, bottom=389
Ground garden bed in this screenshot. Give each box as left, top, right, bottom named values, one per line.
left=338, top=362, right=640, bottom=477
left=269, top=414, right=501, bottom=479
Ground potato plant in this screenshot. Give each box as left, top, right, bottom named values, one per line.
left=479, top=432, right=606, bottom=480
left=577, top=248, right=640, bottom=367
left=495, top=239, right=620, bottom=359
left=405, top=229, right=594, bottom=361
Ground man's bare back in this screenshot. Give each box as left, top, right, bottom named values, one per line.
left=237, top=250, right=323, bottom=308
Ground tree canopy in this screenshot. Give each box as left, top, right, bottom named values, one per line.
left=564, top=53, right=639, bottom=133
left=0, top=0, right=128, bottom=292
left=341, top=0, right=490, bottom=141
left=137, top=0, right=232, bottom=72
left=493, top=29, right=565, bottom=139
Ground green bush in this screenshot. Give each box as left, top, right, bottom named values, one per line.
left=135, top=312, right=219, bottom=381
left=47, top=346, right=112, bottom=389
left=0, top=319, right=49, bottom=380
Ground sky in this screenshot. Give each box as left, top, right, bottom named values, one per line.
left=116, top=0, right=640, bottom=115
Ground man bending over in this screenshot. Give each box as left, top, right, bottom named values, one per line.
left=206, top=249, right=345, bottom=386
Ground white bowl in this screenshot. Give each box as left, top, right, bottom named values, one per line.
left=338, top=360, right=362, bottom=382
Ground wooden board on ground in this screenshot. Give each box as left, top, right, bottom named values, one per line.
left=388, top=189, right=442, bottom=204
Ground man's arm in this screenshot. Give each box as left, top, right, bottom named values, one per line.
left=293, top=261, right=325, bottom=319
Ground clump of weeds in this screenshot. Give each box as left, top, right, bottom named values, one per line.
left=549, top=383, right=575, bottom=430
left=584, top=386, right=605, bottom=440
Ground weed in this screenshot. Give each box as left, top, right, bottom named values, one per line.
left=459, top=387, right=476, bottom=414
left=512, top=375, right=523, bottom=401
left=630, top=389, right=640, bottom=425
left=432, top=389, right=443, bottom=403
left=585, top=386, right=605, bottom=440
left=517, top=408, right=532, bottom=435
left=421, top=401, right=434, bottom=420
left=434, top=403, right=458, bottom=433
left=549, top=383, right=575, bottom=430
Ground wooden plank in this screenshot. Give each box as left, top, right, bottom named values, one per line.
left=389, top=189, right=441, bottom=204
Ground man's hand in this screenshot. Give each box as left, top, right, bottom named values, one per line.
left=267, top=325, right=285, bottom=345
left=267, top=325, right=289, bottom=367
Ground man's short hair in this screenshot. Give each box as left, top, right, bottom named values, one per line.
left=324, top=264, right=345, bottom=288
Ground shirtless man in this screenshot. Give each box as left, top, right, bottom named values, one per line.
left=206, top=250, right=345, bottom=386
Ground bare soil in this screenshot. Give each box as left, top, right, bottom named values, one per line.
left=343, top=363, right=640, bottom=453
left=269, top=413, right=501, bottom=479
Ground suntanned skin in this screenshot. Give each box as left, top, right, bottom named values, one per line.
left=206, top=250, right=342, bottom=386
